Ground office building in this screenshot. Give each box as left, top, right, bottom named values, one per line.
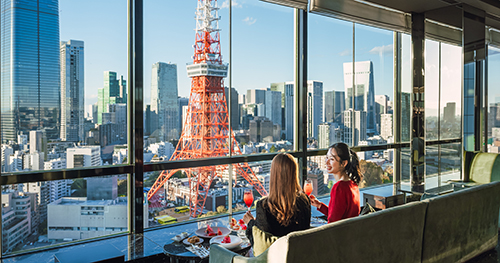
left=66, top=146, right=101, bottom=168
left=249, top=117, right=273, bottom=143
left=285, top=82, right=294, bottom=141
left=344, top=109, right=367, bottom=146
left=380, top=113, right=393, bottom=140
left=318, top=122, right=342, bottom=149
left=150, top=62, right=179, bottom=142
left=324, top=90, right=345, bottom=123
left=344, top=61, right=376, bottom=135
left=307, top=81, right=324, bottom=139
left=246, top=89, right=266, bottom=104
left=1, top=0, right=60, bottom=142
left=98, top=72, right=126, bottom=124
left=225, top=87, right=240, bottom=130
left=265, top=89, right=282, bottom=128
left=443, top=102, right=456, bottom=123
left=375, top=95, right=389, bottom=133
left=178, top=97, right=189, bottom=134
left=60, top=40, right=85, bottom=142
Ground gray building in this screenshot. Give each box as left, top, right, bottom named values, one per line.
left=249, top=117, right=273, bottom=143
left=225, top=87, right=240, bottom=130
left=60, top=40, right=85, bottom=142
left=151, top=62, right=179, bottom=142
left=307, top=81, right=324, bottom=139
left=246, top=89, right=266, bottom=104
left=265, top=90, right=282, bottom=128
left=324, top=90, right=345, bottom=123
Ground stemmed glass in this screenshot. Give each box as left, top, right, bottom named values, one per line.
left=243, top=189, right=254, bottom=211
left=304, top=179, right=313, bottom=197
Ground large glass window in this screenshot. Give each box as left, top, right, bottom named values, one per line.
left=2, top=175, right=128, bottom=255
left=488, top=46, right=500, bottom=152
left=308, top=15, right=352, bottom=149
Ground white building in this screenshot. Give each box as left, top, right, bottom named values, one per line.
left=23, top=152, right=44, bottom=171
left=151, top=62, right=179, bottom=142
left=60, top=40, right=85, bottom=142
left=66, top=145, right=101, bottom=168
left=1, top=192, right=32, bottom=252
left=380, top=113, right=393, bottom=140
left=44, top=158, right=67, bottom=170
left=318, top=122, right=342, bottom=149
left=112, top=145, right=128, bottom=164
left=148, top=141, right=175, bottom=160
left=1, top=145, right=14, bottom=172
left=47, top=197, right=147, bottom=241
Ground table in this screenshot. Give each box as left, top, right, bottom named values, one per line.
left=163, top=233, right=251, bottom=263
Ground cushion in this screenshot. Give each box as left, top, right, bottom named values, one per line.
left=252, top=226, right=278, bottom=256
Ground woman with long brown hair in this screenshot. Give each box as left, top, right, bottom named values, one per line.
left=242, top=153, right=311, bottom=245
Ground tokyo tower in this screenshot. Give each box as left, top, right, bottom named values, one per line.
left=147, top=0, right=268, bottom=218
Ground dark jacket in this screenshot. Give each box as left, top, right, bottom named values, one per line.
left=246, top=193, right=311, bottom=245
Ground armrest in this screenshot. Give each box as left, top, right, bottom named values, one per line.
left=209, top=244, right=238, bottom=263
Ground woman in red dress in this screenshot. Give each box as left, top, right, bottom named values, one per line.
left=310, top=142, right=361, bottom=223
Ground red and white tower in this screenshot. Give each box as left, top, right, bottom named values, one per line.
left=147, top=0, right=267, bottom=218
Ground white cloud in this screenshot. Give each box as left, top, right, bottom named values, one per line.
left=339, top=49, right=351, bottom=57
left=369, top=44, right=393, bottom=55
left=221, top=0, right=242, bottom=9
left=243, top=17, right=257, bottom=25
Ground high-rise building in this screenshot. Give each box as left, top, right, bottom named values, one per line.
left=285, top=82, right=294, bottom=141
left=443, top=102, right=456, bottom=123
left=375, top=95, right=389, bottom=133
left=178, top=97, right=189, bottom=134
left=150, top=62, right=179, bottom=142
left=91, top=103, right=98, bottom=124
left=60, top=40, right=85, bottom=142
left=402, top=92, right=411, bottom=141
left=1, top=0, right=61, bottom=142
left=225, top=87, right=240, bottom=130
left=98, top=72, right=126, bottom=124
left=324, top=90, right=345, bottom=123
left=265, top=90, right=282, bottom=128
left=343, top=109, right=367, bottom=146
left=307, top=81, right=323, bottom=139
left=343, top=61, right=376, bottom=135
left=249, top=117, right=273, bottom=143
left=270, top=82, right=286, bottom=107
left=380, top=113, right=393, bottom=140
left=246, top=89, right=266, bottom=104
left=318, top=122, right=342, bottom=149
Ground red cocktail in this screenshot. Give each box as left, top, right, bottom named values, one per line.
left=304, top=179, right=313, bottom=197
left=243, top=189, right=254, bottom=211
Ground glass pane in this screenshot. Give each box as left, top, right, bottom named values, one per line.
left=2, top=175, right=128, bottom=255
left=439, top=43, right=462, bottom=139
left=354, top=24, right=394, bottom=146
left=488, top=46, right=500, bottom=152
left=401, top=34, right=412, bottom=142
left=308, top=15, right=352, bottom=149
left=233, top=1, right=294, bottom=151
left=425, top=39, right=440, bottom=141
left=1, top=0, right=127, bottom=173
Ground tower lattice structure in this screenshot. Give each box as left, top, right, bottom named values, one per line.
left=147, top=0, right=267, bottom=218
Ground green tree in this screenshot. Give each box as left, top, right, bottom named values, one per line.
left=117, top=179, right=127, bottom=196
left=216, top=205, right=227, bottom=214
left=359, top=160, right=384, bottom=187
left=269, top=145, right=277, bottom=153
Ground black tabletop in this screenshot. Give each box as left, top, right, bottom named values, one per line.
left=163, top=235, right=251, bottom=262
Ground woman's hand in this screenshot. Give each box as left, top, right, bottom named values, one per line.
left=309, top=195, right=322, bottom=208
left=242, top=211, right=255, bottom=224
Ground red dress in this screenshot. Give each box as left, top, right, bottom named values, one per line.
left=318, top=180, right=360, bottom=223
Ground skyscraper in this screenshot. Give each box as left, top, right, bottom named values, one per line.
left=246, top=89, right=266, bottom=104
left=443, top=102, right=456, bottom=123
left=1, top=0, right=61, bottom=141
left=98, top=72, right=126, bottom=124
left=343, top=61, right=376, bottom=136
left=375, top=94, right=389, bottom=133
left=225, top=87, right=240, bottom=130
left=150, top=62, right=179, bottom=142
left=307, top=81, right=323, bottom=139
left=178, top=97, right=189, bottom=135
left=343, top=109, right=367, bottom=147
left=324, top=90, right=345, bottom=123
left=402, top=92, right=411, bottom=141
left=285, top=82, right=294, bottom=141
left=265, top=89, right=282, bottom=128
left=60, top=40, right=85, bottom=142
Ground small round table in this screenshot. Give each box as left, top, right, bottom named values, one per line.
left=164, top=237, right=251, bottom=263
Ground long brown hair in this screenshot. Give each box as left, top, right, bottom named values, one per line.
left=267, top=153, right=301, bottom=226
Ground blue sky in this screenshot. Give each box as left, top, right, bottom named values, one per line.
left=60, top=0, right=461, bottom=116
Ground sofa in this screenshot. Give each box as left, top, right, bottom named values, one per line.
left=210, top=181, right=500, bottom=263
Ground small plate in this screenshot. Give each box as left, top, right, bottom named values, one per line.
left=183, top=237, right=204, bottom=246
left=195, top=226, right=230, bottom=239
left=171, top=232, right=190, bottom=242
left=210, top=235, right=242, bottom=250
